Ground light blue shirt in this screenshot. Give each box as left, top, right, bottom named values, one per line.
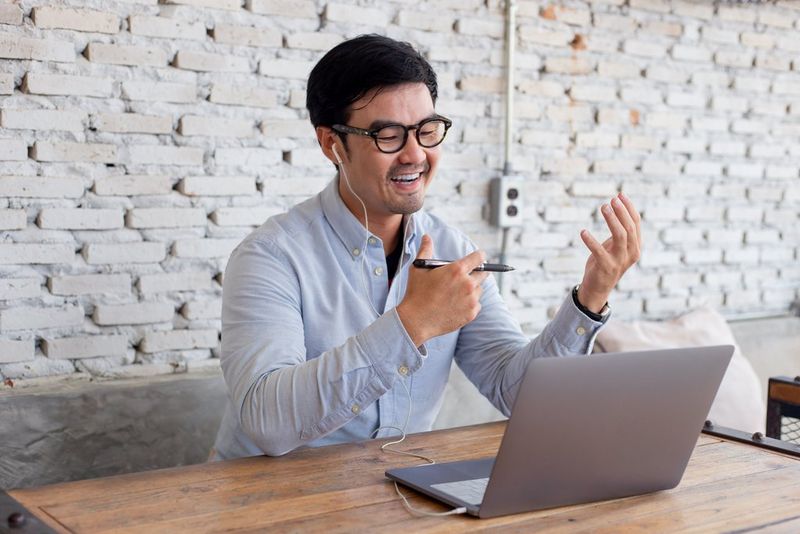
left=213, top=178, right=607, bottom=459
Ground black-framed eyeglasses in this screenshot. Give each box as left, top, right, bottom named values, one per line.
left=332, top=115, right=452, bottom=154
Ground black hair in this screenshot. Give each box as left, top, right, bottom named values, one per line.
left=306, top=34, right=438, bottom=129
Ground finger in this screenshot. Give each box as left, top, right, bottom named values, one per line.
left=600, top=203, right=627, bottom=255
left=580, top=229, right=611, bottom=262
left=618, top=192, right=643, bottom=254
left=610, top=197, right=638, bottom=258
left=416, top=234, right=434, bottom=259
left=453, top=249, right=486, bottom=273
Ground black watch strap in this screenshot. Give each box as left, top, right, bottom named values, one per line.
left=572, top=285, right=609, bottom=322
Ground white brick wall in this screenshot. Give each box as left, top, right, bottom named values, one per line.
left=0, top=0, right=798, bottom=382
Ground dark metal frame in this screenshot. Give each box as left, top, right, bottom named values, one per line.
left=702, top=420, right=800, bottom=458
left=766, top=376, right=800, bottom=441
left=0, top=491, right=58, bottom=533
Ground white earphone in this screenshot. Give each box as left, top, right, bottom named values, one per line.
left=332, top=144, right=343, bottom=165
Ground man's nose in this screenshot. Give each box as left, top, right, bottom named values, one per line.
left=396, top=130, right=426, bottom=164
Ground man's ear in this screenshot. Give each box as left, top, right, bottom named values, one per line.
left=316, top=126, right=343, bottom=166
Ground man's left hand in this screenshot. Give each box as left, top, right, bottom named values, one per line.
left=577, top=192, right=642, bottom=313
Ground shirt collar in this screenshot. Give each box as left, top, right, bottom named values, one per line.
left=320, top=176, right=419, bottom=259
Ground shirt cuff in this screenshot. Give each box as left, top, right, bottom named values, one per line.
left=357, top=309, right=426, bottom=388
left=549, top=293, right=610, bottom=354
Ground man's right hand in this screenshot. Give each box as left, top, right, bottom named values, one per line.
left=396, top=234, right=489, bottom=347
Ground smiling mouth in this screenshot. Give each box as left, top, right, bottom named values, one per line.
left=390, top=172, right=422, bottom=183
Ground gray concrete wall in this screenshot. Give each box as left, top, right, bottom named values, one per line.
left=0, top=372, right=226, bottom=490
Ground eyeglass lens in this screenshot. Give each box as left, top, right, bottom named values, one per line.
left=375, top=119, right=448, bottom=153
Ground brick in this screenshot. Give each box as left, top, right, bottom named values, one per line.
left=717, top=6, right=756, bottom=23
left=93, top=302, right=174, bottom=325
left=630, top=0, right=670, bottom=13
left=285, top=148, right=330, bottom=168
left=701, top=27, right=738, bottom=45
left=0, top=305, right=83, bottom=332
left=645, top=297, right=688, bottom=315
left=621, top=87, right=662, bottom=105
left=741, top=32, right=775, bottom=49
left=174, top=50, right=250, bottom=72
left=684, top=161, right=722, bottom=176
left=748, top=185, right=784, bottom=202
left=0, top=176, right=84, bottom=198
left=453, top=17, right=503, bottom=37
left=1, top=109, right=85, bottom=132
left=592, top=159, right=637, bottom=174
left=710, top=141, right=745, bottom=157
left=0, top=340, right=34, bottom=364
left=544, top=56, right=593, bottom=74
left=49, top=273, right=131, bottom=296
left=766, top=165, right=798, bottom=180
left=181, top=299, right=222, bottom=320
left=724, top=207, right=763, bottom=223
left=704, top=270, right=743, bottom=288
left=732, top=120, right=769, bottom=135
left=621, top=181, right=665, bottom=198
left=749, top=143, right=785, bottom=158
left=129, top=15, right=206, bottom=40
left=593, top=13, right=638, bottom=33
left=260, top=120, right=311, bottom=138
left=38, top=209, right=122, bottom=230
left=576, top=132, right=619, bottom=148
left=0, top=140, right=26, bottom=161
left=0, top=244, right=73, bottom=264
left=712, top=96, right=748, bottom=113
left=123, top=81, right=196, bottom=103
left=646, top=111, right=687, bottom=130
left=437, top=99, right=486, bottom=118
left=661, top=272, right=702, bottom=289
left=622, top=135, right=661, bottom=151
left=733, top=76, right=770, bottom=93
left=94, top=175, right=172, bottom=196
left=138, top=272, right=211, bottom=293
left=597, top=61, right=641, bottom=79
left=518, top=26, right=572, bottom=47
left=772, top=79, right=800, bottom=95
left=707, top=229, right=744, bottom=244
left=93, top=113, right=172, bottom=134
left=642, top=204, right=683, bottom=221
left=759, top=8, right=796, bottom=28
left=543, top=206, right=589, bottom=222
left=459, top=76, right=503, bottom=93
left=210, top=207, right=283, bottom=226
left=247, top=0, right=316, bottom=18
left=33, top=7, right=119, bottom=33
left=683, top=249, right=723, bottom=265
left=667, top=181, right=706, bottom=198
left=215, top=148, right=281, bottom=168
left=569, top=84, right=616, bottom=102
left=724, top=248, right=760, bottom=265
left=541, top=158, right=589, bottom=176
left=0, top=208, right=25, bottom=230
left=570, top=181, right=617, bottom=197
left=0, top=73, right=11, bottom=94
left=0, top=278, right=40, bottom=300
left=745, top=229, right=781, bottom=244
left=212, top=25, right=282, bottom=48
left=164, top=0, right=240, bottom=9
left=671, top=44, right=712, bottom=62
left=672, top=0, right=714, bottom=19
left=431, top=46, right=491, bottom=64
left=0, top=32, right=75, bottom=62
left=258, top=59, right=314, bottom=79
left=178, top=176, right=256, bottom=196
left=520, top=130, right=570, bottom=148
left=126, top=208, right=207, bottom=228
left=646, top=65, right=689, bottom=84
left=82, top=242, right=165, bottom=264
left=32, top=141, right=116, bottom=163
left=0, top=4, right=22, bottom=25
left=286, top=32, right=342, bottom=51
left=622, top=40, right=667, bottom=58
left=690, top=117, right=728, bottom=132
left=710, top=184, right=745, bottom=199
left=756, top=54, right=791, bottom=72
left=666, top=91, right=706, bottom=108
left=179, top=115, right=254, bottom=138
left=714, top=50, right=754, bottom=69
left=517, top=80, right=564, bottom=97
left=22, top=73, right=114, bottom=97
left=638, top=251, right=682, bottom=268
left=543, top=254, right=585, bottom=273
left=326, top=3, right=389, bottom=25
left=172, top=238, right=239, bottom=257
left=751, top=101, right=786, bottom=117
left=546, top=105, right=592, bottom=123
left=127, top=145, right=203, bottom=166
left=139, top=329, right=218, bottom=353
left=661, top=228, right=704, bottom=244
left=43, top=335, right=127, bottom=359
left=85, top=43, right=167, bottom=67
left=209, top=84, right=277, bottom=108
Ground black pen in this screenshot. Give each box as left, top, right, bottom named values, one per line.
left=413, top=259, right=515, bottom=272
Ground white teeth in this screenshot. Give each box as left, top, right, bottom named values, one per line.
left=391, top=173, right=421, bottom=183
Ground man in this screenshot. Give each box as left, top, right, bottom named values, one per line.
left=212, top=34, right=641, bottom=459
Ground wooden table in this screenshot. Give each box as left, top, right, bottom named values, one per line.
left=7, top=421, right=800, bottom=533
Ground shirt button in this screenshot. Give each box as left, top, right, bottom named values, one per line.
left=398, top=365, right=408, bottom=376
left=576, top=326, right=587, bottom=336
left=374, top=266, right=384, bottom=276
left=368, top=237, right=378, bottom=246
left=352, top=247, right=361, bottom=256
left=351, top=404, right=361, bottom=414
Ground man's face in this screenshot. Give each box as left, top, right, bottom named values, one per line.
left=330, top=83, right=442, bottom=226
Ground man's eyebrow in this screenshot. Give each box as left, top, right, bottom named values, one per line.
left=367, top=113, right=438, bottom=130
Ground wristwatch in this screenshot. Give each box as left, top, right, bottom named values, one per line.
left=572, top=284, right=611, bottom=322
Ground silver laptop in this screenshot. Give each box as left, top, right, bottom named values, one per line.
left=385, top=345, right=734, bottom=518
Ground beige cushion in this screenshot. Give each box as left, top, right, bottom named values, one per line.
left=594, top=306, right=765, bottom=433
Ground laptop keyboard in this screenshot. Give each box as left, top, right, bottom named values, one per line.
left=431, top=477, right=489, bottom=505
